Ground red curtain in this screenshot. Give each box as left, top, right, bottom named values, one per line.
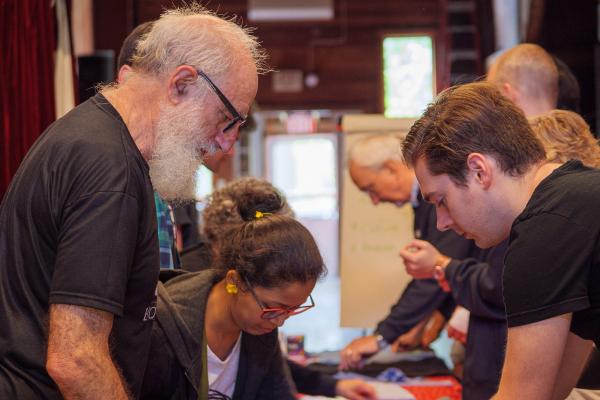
left=0, top=0, right=56, bottom=199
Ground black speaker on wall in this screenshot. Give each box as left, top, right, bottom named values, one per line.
left=77, top=50, right=115, bottom=104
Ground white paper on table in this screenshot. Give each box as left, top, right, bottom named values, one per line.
left=370, top=381, right=416, bottom=400
left=401, top=378, right=454, bottom=387
left=299, top=396, right=345, bottom=400
left=448, top=306, right=470, bottom=334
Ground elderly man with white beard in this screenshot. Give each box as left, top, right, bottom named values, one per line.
left=0, top=4, right=265, bottom=400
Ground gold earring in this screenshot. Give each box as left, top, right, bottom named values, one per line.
left=226, top=283, right=238, bottom=295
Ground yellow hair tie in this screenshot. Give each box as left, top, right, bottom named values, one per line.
left=255, top=210, right=272, bottom=219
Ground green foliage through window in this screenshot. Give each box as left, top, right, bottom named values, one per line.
left=383, top=35, right=434, bottom=118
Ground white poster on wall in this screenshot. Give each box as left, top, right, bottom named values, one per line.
left=339, top=115, right=416, bottom=328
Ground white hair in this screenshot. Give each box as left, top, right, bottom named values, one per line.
left=347, top=134, right=404, bottom=170
left=132, top=3, right=268, bottom=78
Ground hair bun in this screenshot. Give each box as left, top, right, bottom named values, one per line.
left=236, top=189, right=284, bottom=222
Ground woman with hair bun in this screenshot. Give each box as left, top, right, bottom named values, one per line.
left=144, top=177, right=375, bottom=400
left=179, top=177, right=293, bottom=272
left=196, top=177, right=293, bottom=271
left=140, top=206, right=325, bottom=400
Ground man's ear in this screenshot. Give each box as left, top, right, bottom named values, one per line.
left=384, top=159, right=413, bottom=182
left=466, top=153, right=493, bottom=189
left=117, top=65, right=132, bottom=84
left=167, top=65, right=198, bottom=104
left=502, top=82, right=519, bottom=104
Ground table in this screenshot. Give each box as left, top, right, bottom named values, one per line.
left=402, top=376, right=461, bottom=400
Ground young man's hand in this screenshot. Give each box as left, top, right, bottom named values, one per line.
left=400, top=239, right=450, bottom=279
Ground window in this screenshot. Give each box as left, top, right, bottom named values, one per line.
left=268, top=134, right=338, bottom=220
left=382, top=35, right=435, bottom=118
left=266, top=133, right=364, bottom=352
left=195, top=166, right=213, bottom=200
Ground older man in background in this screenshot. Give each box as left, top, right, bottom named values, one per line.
left=0, top=4, right=265, bottom=399
left=340, top=134, right=478, bottom=368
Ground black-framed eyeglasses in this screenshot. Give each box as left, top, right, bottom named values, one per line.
left=196, top=69, right=246, bottom=132
left=242, top=276, right=315, bottom=320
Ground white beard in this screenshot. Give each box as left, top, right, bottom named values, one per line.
left=149, top=100, right=219, bottom=202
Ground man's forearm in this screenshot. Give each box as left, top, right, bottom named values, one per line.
left=47, top=304, right=131, bottom=400
left=492, top=316, right=572, bottom=400
left=49, top=353, right=130, bottom=399
left=376, top=278, right=451, bottom=340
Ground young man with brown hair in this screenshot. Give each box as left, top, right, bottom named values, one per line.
left=403, top=81, right=599, bottom=400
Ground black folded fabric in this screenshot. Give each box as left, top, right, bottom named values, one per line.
left=306, top=356, right=451, bottom=378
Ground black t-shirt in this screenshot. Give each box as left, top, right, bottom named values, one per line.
left=172, top=203, right=200, bottom=249
left=0, top=94, right=159, bottom=398
left=504, top=160, right=600, bottom=346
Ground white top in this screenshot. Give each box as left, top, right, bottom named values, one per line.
left=207, top=333, right=242, bottom=399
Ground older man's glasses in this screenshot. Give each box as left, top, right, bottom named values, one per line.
left=242, top=276, right=315, bottom=320
left=196, top=69, right=246, bottom=132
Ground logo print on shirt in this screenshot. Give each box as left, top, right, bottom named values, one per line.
left=143, top=284, right=158, bottom=321
left=143, top=305, right=156, bottom=321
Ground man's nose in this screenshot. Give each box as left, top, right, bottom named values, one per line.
left=225, top=145, right=236, bottom=156
left=215, top=128, right=239, bottom=153
left=369, top=192, right=380, bottom=205
left=436, top=209, right=453, bottom=232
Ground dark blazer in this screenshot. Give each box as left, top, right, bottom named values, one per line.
left=287, top=360, right=337, bottom=397
left=140, top=270, right=294, bottom=400
left=375, top=199, right=480, bottom=340
left=445, top=240, right=508, bottom=400
left=374, top=199, right=506, bottom=400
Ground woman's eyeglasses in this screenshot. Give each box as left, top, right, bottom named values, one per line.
left=242, top=276, right=315, bottom=320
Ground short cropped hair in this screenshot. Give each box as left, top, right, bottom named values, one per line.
left=402, top=82, right=546, bottom=185
left=117, top=21, right=154, bottom=69
left=490, top=43, right=558, bottom=107
left=529, top=110, right=600, bottom=168
left=132, top=3, right=268, bottom=78
left=348, top=134, right=403, bottom=170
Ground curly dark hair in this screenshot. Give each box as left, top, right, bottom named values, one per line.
left=202, top=177, right=293, bottom=244
left=219, top=214, right=326, bottom=288
left=202, top=177, right=325, bottom=287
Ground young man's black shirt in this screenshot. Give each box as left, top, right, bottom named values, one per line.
left=504, top=160, right=600, bottom=346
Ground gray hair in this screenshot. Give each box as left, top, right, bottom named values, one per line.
left=347, top=134, right=404, bottom=170
left=132, top=3, right=269, bottom=78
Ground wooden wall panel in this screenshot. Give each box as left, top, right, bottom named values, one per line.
left=94, top=0, right=448, bottom=112
left=93, top=0, right=134, bottom=58
left=535, top=0, right=597, bottom=131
